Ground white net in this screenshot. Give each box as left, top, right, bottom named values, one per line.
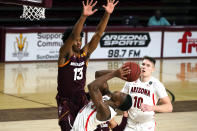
left=20, top=5, right=46, bottom=21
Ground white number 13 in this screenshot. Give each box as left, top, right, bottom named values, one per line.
left=74, top=67, right=83, bottom=80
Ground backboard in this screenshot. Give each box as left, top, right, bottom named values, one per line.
left=0, top=0, right=52, bottom=8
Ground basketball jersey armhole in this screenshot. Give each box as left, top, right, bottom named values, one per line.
left=58, top=59, right=71, bottom=67
left=81, top=51, right=89, bottom=67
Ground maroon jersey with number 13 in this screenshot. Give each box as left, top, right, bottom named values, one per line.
left=57, top=52, right=88, bottom=105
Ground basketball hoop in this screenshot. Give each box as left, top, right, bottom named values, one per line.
left=20, top=5, right=46, bottom=21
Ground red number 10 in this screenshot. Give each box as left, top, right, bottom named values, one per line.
left=134, top=96, right=143, bottom=108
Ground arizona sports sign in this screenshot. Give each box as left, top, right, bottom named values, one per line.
left=88, top=32, right=162, bottom=59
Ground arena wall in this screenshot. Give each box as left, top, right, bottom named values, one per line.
left=0, top=26, right=197, bottom=62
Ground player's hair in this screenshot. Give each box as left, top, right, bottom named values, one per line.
left=62, top=28, right=84, bottom=43
left=118, top=94, right=132, bottom=111
left=143, top=56, right=156, bottom=65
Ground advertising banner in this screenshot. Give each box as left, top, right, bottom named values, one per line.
left=163, top=31, right=197, bottom=57
left=5, top=33, right=63, bottom=61
left=88, top=32, right=162, bottom=59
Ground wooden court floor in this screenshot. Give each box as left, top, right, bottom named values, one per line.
left=0, top=59, right=197, bottom=131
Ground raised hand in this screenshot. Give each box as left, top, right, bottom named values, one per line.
left=114, top=65, right=130, bottom=80
left=82, top=0, right=98, bottom=16
left=103, top=0, right=119, bottom=14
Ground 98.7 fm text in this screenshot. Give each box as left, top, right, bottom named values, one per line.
left=108, top=49, right=140, bottom=58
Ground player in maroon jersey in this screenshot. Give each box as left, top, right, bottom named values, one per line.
left=56, top=0, right=119, bottom=130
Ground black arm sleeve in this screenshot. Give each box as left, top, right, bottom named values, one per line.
left=112, top=116, right=127, bottom=131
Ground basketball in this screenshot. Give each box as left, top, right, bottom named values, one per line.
left=123, top=62, right=141, bottom=82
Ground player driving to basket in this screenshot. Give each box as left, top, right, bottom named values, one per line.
left=71, top=65, right=132, bottom=131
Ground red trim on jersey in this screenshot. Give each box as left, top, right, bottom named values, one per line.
left=85, top=109, right=96, bottom=131
left=58, top=59, right=71, bottom=67
left=152, top=93, right=155, bottom=105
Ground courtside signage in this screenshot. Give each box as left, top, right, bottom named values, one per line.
left=163, top=31, right=197, bottom=57
left=5, top=33, right=63, bottom=61
left=88, top=32, right=162, bottom=59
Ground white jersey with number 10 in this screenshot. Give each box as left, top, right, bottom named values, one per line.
left=121, top=76, right=168, bottom=123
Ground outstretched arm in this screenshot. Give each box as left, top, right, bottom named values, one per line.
left=72, top=0, right=98, bottom=37
left=58, top=0, right=97, bottom=65
left=88, top=66, right=129, bottom=121
left=84, top=0, right=119, bottom=57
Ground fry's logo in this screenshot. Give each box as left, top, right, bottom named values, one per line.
left=178, top=31, right=197, bottom=53
left=13, top=34, right=29, bottom=60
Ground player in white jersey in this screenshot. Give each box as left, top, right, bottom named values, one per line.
left=71, top=66, right=133, bottom=131
left=121, top=56, right=173, bottom=131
